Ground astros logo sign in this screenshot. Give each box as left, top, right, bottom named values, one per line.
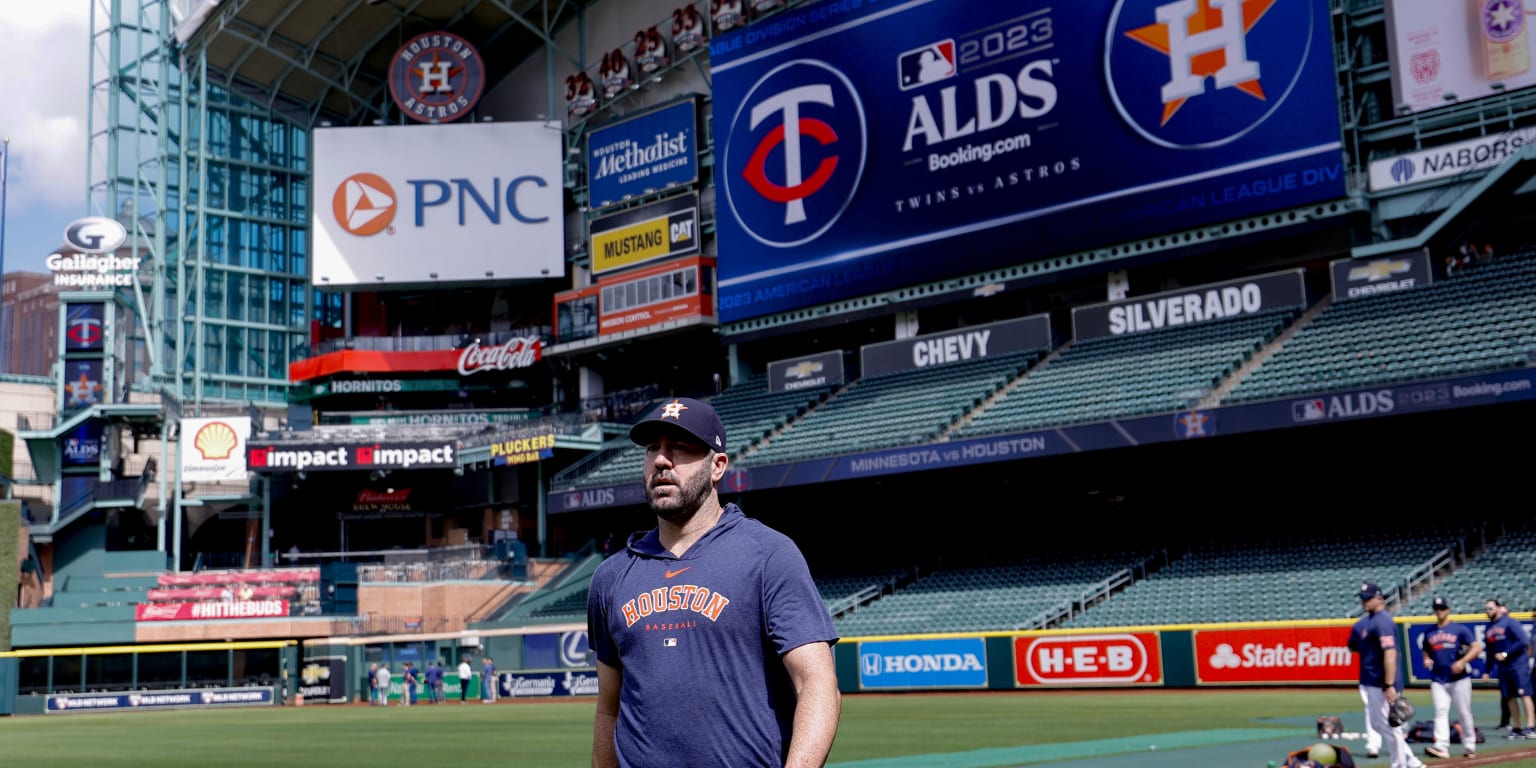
left=332, top=173, right=397, bottom=236
left=721, top=60, right=866, bottom=249
left=1104, top=0, right=1314, bottom=149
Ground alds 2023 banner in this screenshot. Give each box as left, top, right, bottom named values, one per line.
left=711, top=0, right=1346, bottom=322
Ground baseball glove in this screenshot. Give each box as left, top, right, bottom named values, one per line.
left=1387, top=695, right=1416, bottom=727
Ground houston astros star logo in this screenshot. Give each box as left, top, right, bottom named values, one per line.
left=660, top=399, right=689, bottom=420
left=1123, top=0, right=1278, bottom=126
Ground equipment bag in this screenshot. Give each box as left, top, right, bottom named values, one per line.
left=1406, top=719, right=1484, bottom=744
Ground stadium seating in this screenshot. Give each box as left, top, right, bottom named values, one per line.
left=832, top=553, right=1146, bottom=636
left=744, top=352, right=1040, bottom=466
left=1402, top=523, right=1536, bottom=616
left=956, top=308, right=1297, bottom=438
left=1061, top=528, right=1470, bottom=628
left=555, top=376, right=835, bottom=489
left=1226, top=249, right=1536, bottom=403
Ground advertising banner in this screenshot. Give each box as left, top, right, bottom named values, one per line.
left=247, top=441, right=457, bottom=473
left=1330, top=250, right=1434, bottom=301
left=134, top=600, right=291, bottom=621
left=1072, top=270, right=1306, bottom=341
left=711, top=0, right=1346, bottom=322
left=1385, top=0, right=1536, bottom=115
left=64, top=303, right=106, bottom=352
left=46, top=687, right=276, bottom=713
left=60, top=421, right=105, bottom=468
left=1193, top=625, right=1357, bottom=684
left=767, top=350, right=845, bottom=393
left=586, top=97, right=700, bottom=209
left=63, top=360, right=106, bottom=410
left=1404, top=616, right=1536, bottom=683
left=861, top=315, right=1051, bottom=378
left=298, top=656, right=349, bottom=703
left=312, top=122, right=564, bottom=287
left=1014, top=632, right=1163, bottom=686
left=589, top=192, right=701, bottom=275
left=858, top=638, right=988, bottom=690
left=179, top=417, right=252, bottom=482
left=1369, top=126, right=1536, bottom=191
left=495, top=670, right=601, bottom=698
left=488, top=430, right=557, bottom=466
left=287, top=338, right=542, bottom=382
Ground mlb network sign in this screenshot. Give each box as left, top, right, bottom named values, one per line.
left=312, top=122, right=564, bottom=287
left=710, top=0, right=1346, bottom=322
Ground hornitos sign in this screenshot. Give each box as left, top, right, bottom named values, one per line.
left=47, top=217, right=141, bottom=288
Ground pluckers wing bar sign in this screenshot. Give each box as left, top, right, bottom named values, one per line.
left=288, top=336, right=541, bottom=382
left=247, top=442, right=457, bottom=473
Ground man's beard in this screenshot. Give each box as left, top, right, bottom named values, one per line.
left=648, top=465, right=711, bottom=522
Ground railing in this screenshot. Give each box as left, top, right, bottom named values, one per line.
left=1394, top=546, right=1456, bottom=609
left=826, top=584, right=882, bottom=618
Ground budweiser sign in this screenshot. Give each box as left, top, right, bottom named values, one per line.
left=135, top=600, right=290, bottom=621
left=457, top=337, right=541, bottom=375
left=354, top=487, right=413, bottom=512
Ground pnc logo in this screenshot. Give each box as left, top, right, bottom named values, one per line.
left=333, top=173, right=397, bottom=236
left=1104, top=0, right=1314, bottom=148
left=721, top=59, right=867, bottom=248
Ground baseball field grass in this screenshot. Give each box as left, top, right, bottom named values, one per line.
left=1, top=689, right=1530, bottom=767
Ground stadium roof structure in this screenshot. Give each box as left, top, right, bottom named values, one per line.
left=175, top=0, right=597, bottom=127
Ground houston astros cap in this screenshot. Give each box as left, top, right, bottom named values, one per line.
left=1432, top=596, right=1450, bottom=611
left=1359, top=582, right=1384, bottom=600
left=629, top=397, right=727, bottom=452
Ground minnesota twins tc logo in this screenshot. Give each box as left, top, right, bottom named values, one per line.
left=1104, top=0, right=1314, bottom=148
left=722, top=60, right=866, bottom=248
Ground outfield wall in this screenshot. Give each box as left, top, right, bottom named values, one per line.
left=832, top=614, right=1535, bottom=693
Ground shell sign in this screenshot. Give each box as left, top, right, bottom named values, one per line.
left=179, top=417, right=252, bottom=483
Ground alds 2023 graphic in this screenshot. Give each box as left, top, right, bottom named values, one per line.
left=711, top=0, right=1346, bottom=322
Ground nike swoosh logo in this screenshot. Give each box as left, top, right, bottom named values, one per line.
left=664, top=567, right=691, bottom=579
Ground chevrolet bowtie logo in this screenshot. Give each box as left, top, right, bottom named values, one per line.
left=785, top=361, right=824, bottom=379
left=1349, top=258, right=1411, bottom=282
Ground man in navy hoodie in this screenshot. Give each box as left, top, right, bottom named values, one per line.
left=588, top=397, right=841, bottom=768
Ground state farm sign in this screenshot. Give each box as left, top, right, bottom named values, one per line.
left=1014, top=633, right=1162, bottom=686
left=1194, top=625, right=1356, bottom=684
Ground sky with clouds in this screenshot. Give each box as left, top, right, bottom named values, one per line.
left=0, top=3, right=93, bottom=275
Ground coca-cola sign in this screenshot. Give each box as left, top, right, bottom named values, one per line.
left=457, top=337, right=542, bottom=375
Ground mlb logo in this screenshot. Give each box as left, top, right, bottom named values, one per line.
left=1291, top=399, right=1326, bottom=422
left=898, top=40, right=956, bottom=91
left=663, top=638, right=678, bottom=647
left=1410, top=50, right=1439, bottom=84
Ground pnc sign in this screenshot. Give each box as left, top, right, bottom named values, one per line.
left=311, top=122, right=564, bottom=286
